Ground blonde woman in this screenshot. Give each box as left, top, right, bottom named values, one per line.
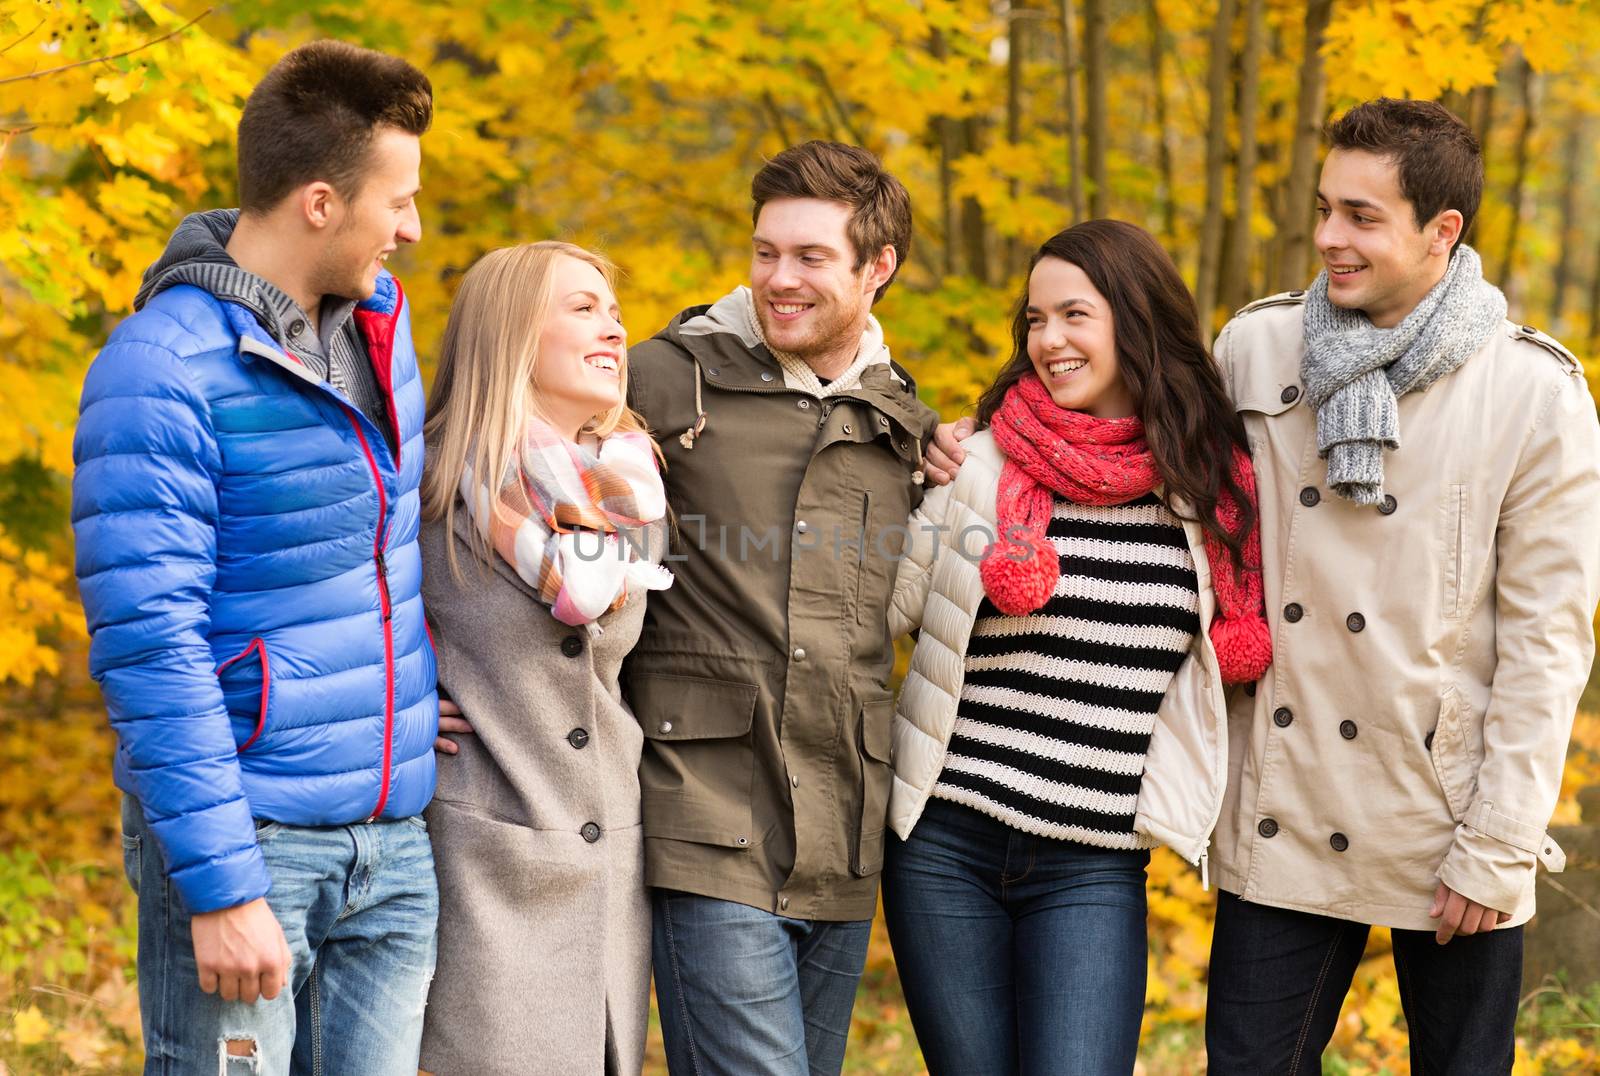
left=416, top=242, right=669, bottom=1074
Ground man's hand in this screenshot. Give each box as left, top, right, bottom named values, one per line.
left=191, top=897, right=292, bottom=1003
left=1429, top=881, right=1512, bottom=945
left=435, top=698, right=474, bottom=755
left=923, top=417, right=977, bottom=486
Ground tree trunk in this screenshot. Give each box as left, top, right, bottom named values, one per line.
left=1145, top=0, right=1177, bottom=243
left=1195, top=0, right=1237, bottom=326
left=1083, top=0, right=1109, bottom=217
left=931, top=30, right=958, bottom=278
left=1007, top=1, right=1027, bottom=274
left=960, top=116, right=991, bottom=284
left=1059, top=0, right=1085, bottom=222
left=1549, top=116, right=1585, bottom=330
left=1275, top=0, right=1332, bottom=292
left=1497, top=54, right=1537, bottom=303
left=1221, top=0, right=1264, bottom=316
left=1588, top=229, right=1600, bottom=355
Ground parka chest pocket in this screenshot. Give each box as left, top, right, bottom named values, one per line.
left=632, top=673, right=761, bottom=850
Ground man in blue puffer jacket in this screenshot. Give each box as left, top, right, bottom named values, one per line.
left=72, top=41, right=440, bottom=1073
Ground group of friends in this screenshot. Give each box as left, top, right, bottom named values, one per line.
left=71, top=37, right=1600, bottom=1076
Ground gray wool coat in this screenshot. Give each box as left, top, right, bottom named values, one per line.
left=417, top=511, right=657, bottom=1076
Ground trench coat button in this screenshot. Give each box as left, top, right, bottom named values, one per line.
left=1273, top=707, right=1293, bottom=728
left=792, top=647, right=806, bottom=661
left=288, top=318, right=306, bottom=337
left=1346, top=612, right=1366, bottom=633
left=561, top=635, right=584, bottom=657
left=659, top=721, right=673, bottom=734
left=779, top=896, right=790, bottom=911
left=1299, top=487, right=1321, bottom=507
left=1339, top=720, right=1358, bottom=740
left=1522, top=324, right=1537, bottom=335
left=1258, top=818, right=1279, bottom=838
left=797, top=399, right=811, bottom=410
left=1425, top=729, right=1436, bottom=750
left=796, top=520, right=809, bottom=533
left=567, top=728, right=590, bottom=749
left=760, top=371, right=774, bottom=382
left=1245, top=682, right=1257, bottom=697
left=1281, top=385, right=1301, bottom=404
left=1283, top=603, right=1303, bottom=623
left=1378, top=494, right=1398, bottom=515
left=1330, top=832, right=1349, bottom=852
left=1289, top=290, right=1306, bottom=298
left=580, top=822, right=601, bottom=843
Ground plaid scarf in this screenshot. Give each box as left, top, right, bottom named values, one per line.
left=981, top=373, right=1271, bottom=683
left=461, top=421, right=671, bottom=626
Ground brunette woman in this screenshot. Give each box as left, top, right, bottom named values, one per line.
left=416, top=242, right=669, bottom=1074
left=882, top=220, right=1271, bottom=1075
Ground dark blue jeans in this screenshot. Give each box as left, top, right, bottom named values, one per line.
left=651, top=889, right=872, bottom=1076
left=121, top=795, right=438, bottom=1075
left=1206, top=889, right=1523, bottom=1075
left=882, top=797, right=1150, bottom=1076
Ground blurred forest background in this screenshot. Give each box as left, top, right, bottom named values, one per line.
left=3, top=0, right=1600, bottom=1071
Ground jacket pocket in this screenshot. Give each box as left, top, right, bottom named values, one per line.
left=852, top=696, right=896, bottom=877
left=1442, top=483, right=1467, bottom=619
left=216, top=638, right=272, bottom=752
left=1426, top=689, right=1482, bottom=821
left=633, top=673, right=760, bottom=849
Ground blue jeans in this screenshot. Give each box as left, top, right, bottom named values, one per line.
left=881, top=797, right=1150, bottom=1076
left=651, top=889, right=872, bottom=1075
left=121, top=795, right=438, bottom=1075
left=1206, top=889, right=1522, bottom=1074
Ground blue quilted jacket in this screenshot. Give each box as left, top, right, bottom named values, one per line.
left=72, top=270, right=437, bottom=914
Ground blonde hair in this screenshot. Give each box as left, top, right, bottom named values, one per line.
left=421, top=241, right=655, bottom=577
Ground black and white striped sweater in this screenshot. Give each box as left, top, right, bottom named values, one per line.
left=931, top=492, right=1201, bottom=847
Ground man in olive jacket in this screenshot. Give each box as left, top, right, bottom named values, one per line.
left=623, top=141, right=938, bottom=1075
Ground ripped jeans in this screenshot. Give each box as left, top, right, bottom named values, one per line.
left=121, top=796, right=438, bottom=1075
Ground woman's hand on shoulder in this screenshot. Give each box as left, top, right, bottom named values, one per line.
left=435, top=697, right=475, bottom=755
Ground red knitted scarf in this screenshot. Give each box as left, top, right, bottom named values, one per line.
left=981, top=373, right=1272, bottom=684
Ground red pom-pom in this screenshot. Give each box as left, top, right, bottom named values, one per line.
left=980, top=528, right=1058, bottom=616
left=1209, top=613, right=1273, bottom=684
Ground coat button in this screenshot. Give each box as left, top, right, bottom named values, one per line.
left=797, top=399, right=811, bottom=410
left=796, top=520, right=809, bottom=533
left=1339, top=720, right=1357, bottom=740
left=1330, top=832, right=1349, bottom=852
left=567, top=728, right=590, bottom=749
left=879, top=416, right=890, bottom=428
left=1378, top=494, right=1398, bottom=515
left=1281, top=385, right=1301, bottom=404
left=792, top=647, right=806, bottom=661
left=1258, top=818, right=1279, bottom=838
left=736, top=836, right=749, bottom=846
left=1346, top=612, right=1365, bottom=633
left=561, top=635, right=584, bottom=657
left=659, top=721, right=673, bottom=734
left=760, top=371, right=774, bottom=382
left=1299, top=487, right=1321, bottom=507
left=779, top=896, right=790, bottom=911
left=289, top=318, right=307, bottom=337
left=1273, top=707, right=1293, bottom=727
left=790, top=775, right=800, bottom=788
left=708, top=368, right=721, bottom=378
left=843, top=424, right=853, bottom=435
left=580, top=822, right=601, bottom=843
left=1289, top=290, right=1306, bottom=298
left=1283, top=603, right=1303, bottom=623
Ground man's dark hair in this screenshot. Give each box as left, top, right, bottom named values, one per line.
left=1326, top=98, right=1482, bottom=245
left=238, top=40, right=433, bottom=214
left=751, top=141, right=912, bottom=304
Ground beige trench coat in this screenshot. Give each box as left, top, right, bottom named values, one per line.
left=1211, top=293, right=1600, bottom=930
left=417, top=513, right=658, bottom=1075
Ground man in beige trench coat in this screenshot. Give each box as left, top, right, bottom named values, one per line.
left=1199, top=98, right=1600, bottom=1074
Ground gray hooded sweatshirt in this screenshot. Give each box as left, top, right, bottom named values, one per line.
left=136, top=209, right=391, bottom=445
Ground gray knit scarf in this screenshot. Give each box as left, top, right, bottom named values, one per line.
left=1300, top=245, right=1505, bottom=504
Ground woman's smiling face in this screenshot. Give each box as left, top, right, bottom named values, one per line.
left=1025, top=256, right=1135, bottom=419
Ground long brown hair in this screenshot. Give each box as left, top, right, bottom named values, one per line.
left=421, top=241, right=655, bottom=579
left=974, top=219, right=1254, bottom=567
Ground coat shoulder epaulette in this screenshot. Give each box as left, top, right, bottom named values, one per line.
left=1233, top=290, right=1308, bottom=319
left=1506, top=321, right=1582, bottom=377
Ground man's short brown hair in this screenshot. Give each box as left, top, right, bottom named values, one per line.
left=751, top=141, right=912, bottom=303
left=1326, top=98, right=1482, bottom=246
left=238, top=40, right=433, bottom=214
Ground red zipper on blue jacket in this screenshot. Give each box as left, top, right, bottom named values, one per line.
left=342, top=407, right=396, bottom=821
